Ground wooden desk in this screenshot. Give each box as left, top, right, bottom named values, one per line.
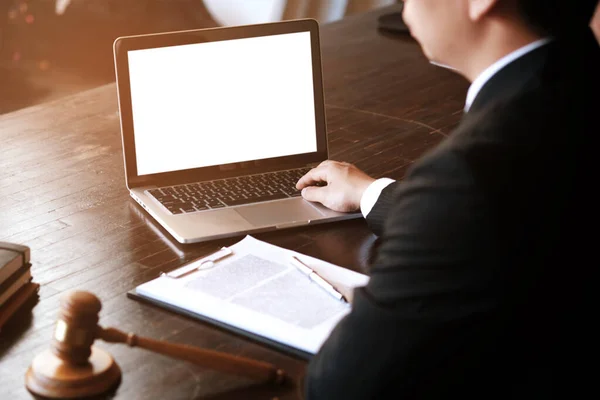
left=0, top=5, right=468, bottom=399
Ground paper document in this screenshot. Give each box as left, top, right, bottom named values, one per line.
left=134, top=235, right=369, bottom=355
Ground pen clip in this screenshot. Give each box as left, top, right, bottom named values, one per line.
left=161, top=247, right=233, bottom=279
left=290, top=255, right=312, bottom=275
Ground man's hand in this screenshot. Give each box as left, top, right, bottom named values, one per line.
left=296, top=161, right=375, bottom=212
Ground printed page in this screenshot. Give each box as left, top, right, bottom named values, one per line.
left=135, top=235, right=370, bottom=354
left=185, top=254, right=348, bottom=329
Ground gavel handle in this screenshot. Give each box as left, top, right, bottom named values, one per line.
left=98, top=326, right=286, bottom=384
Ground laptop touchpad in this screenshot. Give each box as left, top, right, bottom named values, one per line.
left=235, top=199, right=324, bottom=227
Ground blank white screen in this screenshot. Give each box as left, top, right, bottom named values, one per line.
left=127, top=32, right=317, bottom=176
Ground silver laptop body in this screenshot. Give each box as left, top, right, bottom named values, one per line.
left=113, top=20, right=359, bottom=244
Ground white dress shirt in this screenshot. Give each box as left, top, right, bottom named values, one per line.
left=360, top=38, right=552, bottom=218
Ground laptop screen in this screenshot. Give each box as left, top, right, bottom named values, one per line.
left=127, top=32, right=317, bottom=177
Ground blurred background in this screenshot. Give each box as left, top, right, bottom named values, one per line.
left=0, top=0, right=395, bottom=115
left=2, top=1, right=599, bottom=116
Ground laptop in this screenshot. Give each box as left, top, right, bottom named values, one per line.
left=113, top=19, right=360, bottom=244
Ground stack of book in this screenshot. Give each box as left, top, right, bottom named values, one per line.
left=0, top=242, right=39, bottom=331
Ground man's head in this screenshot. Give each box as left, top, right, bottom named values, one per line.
left=402, top=0, right=598, bottom=80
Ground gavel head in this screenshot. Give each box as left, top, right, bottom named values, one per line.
left=26, top=291, right=122, bottom=399
left=52, top=291, right=102, bottom=365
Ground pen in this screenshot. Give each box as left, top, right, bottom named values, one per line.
left=163, top=247, right=233, bottom=278
left=290, top=256, right=348, bottom=303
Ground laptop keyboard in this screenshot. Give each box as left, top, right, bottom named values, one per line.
left=147, top=168, right=311, bottom=215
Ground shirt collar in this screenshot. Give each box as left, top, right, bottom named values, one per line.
left=464, top=38, right=552, bottom=112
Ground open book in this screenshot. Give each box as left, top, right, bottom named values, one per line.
left=128, top=235, right=369, bottom=359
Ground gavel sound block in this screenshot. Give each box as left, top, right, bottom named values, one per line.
left=25, top=291, right=288, bottom=399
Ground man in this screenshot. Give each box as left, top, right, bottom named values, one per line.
left=297, top=0, right=599, bottom=398
left=593, top=2, right=600, bottom=41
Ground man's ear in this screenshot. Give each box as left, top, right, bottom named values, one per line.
left=468, top=0, right=500, bottom=22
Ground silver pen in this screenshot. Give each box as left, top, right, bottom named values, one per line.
left=162, top=247, right=233, bottom=278
left=290, top=255, right=348, bottom=303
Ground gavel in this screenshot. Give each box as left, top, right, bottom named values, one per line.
left=25, top=291, right=288, bottom=399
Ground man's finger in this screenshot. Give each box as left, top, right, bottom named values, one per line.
left=301, top=186, right=328, bottom=204
left=296, top=166, right=329, bottom=189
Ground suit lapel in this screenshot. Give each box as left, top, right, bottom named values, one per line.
left=467, top=42, right=552, bottom=114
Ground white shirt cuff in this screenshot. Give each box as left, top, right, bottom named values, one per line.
left=360, top=178, right=396, bottom=217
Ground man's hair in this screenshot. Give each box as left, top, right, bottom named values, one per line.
left=516, top=0, right=599, bottom=36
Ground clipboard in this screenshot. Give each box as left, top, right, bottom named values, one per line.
left=126, top=236, right=369, bottom=360
left=127, top=288, right=312, bottom=360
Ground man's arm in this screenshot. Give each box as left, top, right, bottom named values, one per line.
left=296, top=160, right=375, bottom=212
left=363, top=180, right=399, bottom=236
left=296, top=160, right=398, bottom=236
left=304, top=150, right=499, bottom=399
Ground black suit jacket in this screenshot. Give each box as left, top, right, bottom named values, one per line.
left=305, top=30, right=600, bottom=399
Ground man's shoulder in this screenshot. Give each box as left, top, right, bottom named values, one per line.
left=456, top=34, right=599, bottom=148
left=453, top=67, right=596, bottom=151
